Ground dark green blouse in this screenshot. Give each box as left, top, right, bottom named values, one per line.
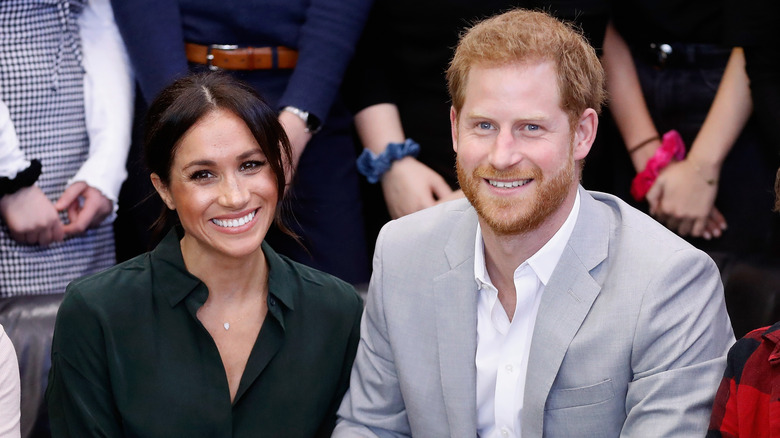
left=46, top=228, right=362, bottom=437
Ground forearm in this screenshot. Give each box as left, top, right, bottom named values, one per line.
left=354, top=103, right=406, bottom=154
left=0, top=100, right=29, bottom=179
left=602, top=21, right=660, bottom=171
left=77, top=0, right=135, bottom=203
left=686, top=47, right=751, bottom=182
left=278, top=0, right=374, bottom=122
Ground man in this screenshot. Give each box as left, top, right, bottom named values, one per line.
left=334, top=9, right=734, bottom=437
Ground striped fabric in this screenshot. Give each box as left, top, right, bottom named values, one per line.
left=0, top=0, right=115, bottom=297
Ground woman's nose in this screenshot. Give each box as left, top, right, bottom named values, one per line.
left=218, top=176, right=250, bottom=208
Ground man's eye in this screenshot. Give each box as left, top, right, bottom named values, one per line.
left=240, top=160, right=266, bottom=172
left=478, top=121, right=493, bottom=130
left=526, top=124, right=540, bottom=131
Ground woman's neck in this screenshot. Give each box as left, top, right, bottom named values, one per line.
left=179, top=237, right=269, bottom=301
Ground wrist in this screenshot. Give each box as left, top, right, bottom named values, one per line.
left=0, top=159, right=42, bottom=198
left=628, top=135, right=660, bottom=154
left=631, top=139, right=662, bottom=172
left=685, top=157, right=719, bottom=186
left=357, top=139, right=420, bottom=184
left=630, top=130, right=686, bottom=201
left=281, top=106, right=322, bottom=134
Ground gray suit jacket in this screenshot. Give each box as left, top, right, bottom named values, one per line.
left=334, top=188, right=734, bottom=437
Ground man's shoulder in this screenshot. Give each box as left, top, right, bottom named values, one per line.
left=585, top=189, right=700, bottom=252
left=381, top=197, right=475, bottom=243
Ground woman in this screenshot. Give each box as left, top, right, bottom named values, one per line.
left=0, top=0, right=133, bottom=296
left=110, top=0, right=372, bottom=286
left=46, top=72, right=363, bottom=437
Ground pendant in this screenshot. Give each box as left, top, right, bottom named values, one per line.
left=223, top=322, right=230, bottom=330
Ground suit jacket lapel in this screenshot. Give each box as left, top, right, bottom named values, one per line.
left=435, top=205, right=479, bottom=437
left=522, top=188, right=610, bottom=436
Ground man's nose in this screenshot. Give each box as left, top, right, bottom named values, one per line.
left=488, top=130, right=523, bottom=170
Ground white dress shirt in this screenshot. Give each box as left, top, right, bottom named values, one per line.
left=0, top=0, right=134, bottom=206
left=475, top=191, right=581, bottom=438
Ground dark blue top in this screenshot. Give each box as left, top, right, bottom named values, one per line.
left=111, top=0, right=373, bottom=122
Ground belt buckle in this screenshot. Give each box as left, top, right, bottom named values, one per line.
left=650, top=43, right=673, bottom=67
left=207, top=44, right=239, bottom=71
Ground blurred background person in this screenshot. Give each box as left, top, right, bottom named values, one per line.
left=47, top=73, right=362, bottom=437
left=0, top=0, right=133, bottom=296
left=343, top=0, right=610, bottom=253
left=110, top=0, right=374, bottom=285
left=708, top=166, right=780, bottom=437
left=600, top=0, right=780, bottom=268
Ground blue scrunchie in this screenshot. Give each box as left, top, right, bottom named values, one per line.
left=356, top=139, right=421, bottom=184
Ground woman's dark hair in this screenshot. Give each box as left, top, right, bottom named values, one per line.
left=144, top=71, right=295, bottom=240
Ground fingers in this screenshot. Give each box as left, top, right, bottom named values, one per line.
left=701, top=209, right=727, bottom=240
left=430, top=176, right=454, bottom=201
left=709, top=208, right=728, bottom=232
left=0, top=186, right=65, bottom=246
left=54, top=181, right=86, bottom=211
left=25, top=219, right=65, bottom=246
left=61, top=186, right=113, bottom=236
left=677, top=218, right=694, bottom=237
left=645, top=181, right=662, bottom=216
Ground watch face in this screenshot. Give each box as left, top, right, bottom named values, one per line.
left=283, top=106, right=321, bottom=134
left=306, top=113, right=322, bottom=134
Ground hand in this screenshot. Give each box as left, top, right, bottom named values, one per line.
left=278, top=110, right=312, bottom=185
left=436, top=189, right=466, bottom=205
left=55, top=181, right=113, bottom=237
left=381, top=157, right=453, bottom=219
left=0, top=185, right=65, bottom=245
left=645, top=159, right=726, bottom=239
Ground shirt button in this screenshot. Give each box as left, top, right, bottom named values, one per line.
left=501, top=428, right=510, bottom=438
left=269, top=297, right=276, bottom=306
left=505, top=364, right=514, bottom=373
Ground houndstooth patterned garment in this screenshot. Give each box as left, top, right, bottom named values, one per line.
left=0, top=0, right=115, bottom=297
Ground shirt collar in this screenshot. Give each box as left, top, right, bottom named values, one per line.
left=151, top=227, right=295, bottom=313
left=762, top=320, right=780, bottom=366
left=474, top=191, right=581, bottom=288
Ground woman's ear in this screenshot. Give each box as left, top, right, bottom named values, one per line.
left=150, top=173, right=175, bottom=210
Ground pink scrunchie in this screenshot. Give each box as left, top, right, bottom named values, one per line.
left=630, top=129, right=686, bottom=201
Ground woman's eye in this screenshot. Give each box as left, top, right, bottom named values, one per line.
left=240, top=160, right=266, bottom=172
left=189, top=170, right=213, bottom=180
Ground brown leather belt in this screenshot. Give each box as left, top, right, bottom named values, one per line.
left=185, top=43, right=298, bottom=70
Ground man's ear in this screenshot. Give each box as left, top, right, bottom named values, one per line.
left=450, top=106, right=459, bottom=153
left=150, top=173, right=175, bottom=210
left=572, top=108, right=598, bottom=161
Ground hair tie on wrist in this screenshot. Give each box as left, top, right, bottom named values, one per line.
left=630, top=130, right=685, bottom=201
left=356, top=139, right=420, bottom=184
left=0, top=159, right=42, bottom=197
left=628, top=135, right=660, bottom=154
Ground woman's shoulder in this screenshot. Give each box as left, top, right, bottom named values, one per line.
left=266, top=246, right=362, bottom=312
left=63, top=252, right=155, bottom=312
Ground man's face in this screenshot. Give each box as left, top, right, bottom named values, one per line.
left=452, top=61, right=593, bottom=236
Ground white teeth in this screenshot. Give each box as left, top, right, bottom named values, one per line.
left=488, top=179, right=531, bottom=188
left=212, top=210, right=256, bottom=228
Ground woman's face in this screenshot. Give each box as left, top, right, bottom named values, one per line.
left=151, top=109, right=278, bottom=261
